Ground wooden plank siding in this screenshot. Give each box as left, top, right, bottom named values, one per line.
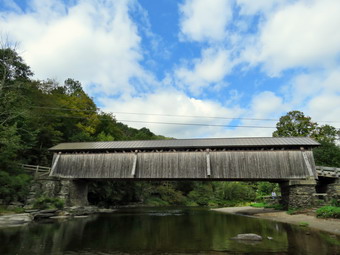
left=50, top=150, right=316, bottom=180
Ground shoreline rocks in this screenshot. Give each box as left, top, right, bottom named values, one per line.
left=0, top=206, right=117, bottom=228
left=0, top=213, right=33, bottom=228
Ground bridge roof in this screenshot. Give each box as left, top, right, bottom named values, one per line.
left=49, top=137, right=319, bottom=152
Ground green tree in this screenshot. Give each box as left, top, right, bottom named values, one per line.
left=313, top=141, right=340, bottom=167
left=274, top=111, right=340, bottom=168
left=314, top=124, right=340, bottom=144
left=273, top=111, right=317, bottom=137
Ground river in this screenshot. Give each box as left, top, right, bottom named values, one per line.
left=0, top=207, right=339, bottom=254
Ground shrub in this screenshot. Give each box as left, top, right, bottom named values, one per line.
left=0, top=205, right=25, bottom=215
left=33, top=197, right=64, bottom=210
left=331, top=199, right=340, bottom=207
left=0, top=171, right=31, bottom=203
left=187, top=184, right=214, bottom=206
left=316, top=206, right=340, bottom=219
left=145, top=197, right=169, bottom=206
left=156, top=185, right=186, bottom=205
left=216, top=182, right=256, bottom=201
left=185, top=200, right=198, bottom=206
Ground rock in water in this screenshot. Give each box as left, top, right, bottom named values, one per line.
left=231, top=233, right=263, bottom=241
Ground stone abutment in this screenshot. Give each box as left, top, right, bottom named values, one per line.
left=26, top=177, right=89, bottom=208
left=280, top=180, right=316, bottom=209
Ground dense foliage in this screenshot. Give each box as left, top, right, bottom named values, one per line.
left=0, top=47, right=166, bottom=204
left=316, top=206, right=340, bottom=219
left=273, top=111, right=340, bottom=167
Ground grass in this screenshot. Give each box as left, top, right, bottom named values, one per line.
left=0, top=206, right=25, bottom=215
left=250, top=202, right=284, bottom=210
left=316, top=206, right=340, bottom=219
left=299, top=222, right=309, bottom=227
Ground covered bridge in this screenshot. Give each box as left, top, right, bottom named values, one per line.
left=46, top=137, right=321, bottom=208
left=49, top=137, right=319, bottom=181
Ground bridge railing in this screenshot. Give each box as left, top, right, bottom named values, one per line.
left=316, top=166, right=340, bottom=178
left=20, top=164, right=51, bottom=178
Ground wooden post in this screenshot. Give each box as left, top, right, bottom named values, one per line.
left=35, top=165, right=39, bottom=178
left=302, top=151, right=315, bottom=178
left=131, top=151, right=138, bottom=177
left=206, top=149, right=211, bottom=177
left=49, top=152, right=61, bottom=177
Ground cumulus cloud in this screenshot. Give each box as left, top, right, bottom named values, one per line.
left=236, top=0, right=288, bottom=15
left=286, top=68, right=340, bottom=127
left=179, top=0, right=232, bottom=42
left=0, top=0, right=153, bottom=96
left=100, top=89, right=244, bottom=138
left=241, top=0, right=340, bottom=75
left=175, top=48, right=233, bottom=95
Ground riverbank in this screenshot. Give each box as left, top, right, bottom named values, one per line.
left=213, top=206, right=340, bottom=236
left=0, top=206, right=116, bottom=228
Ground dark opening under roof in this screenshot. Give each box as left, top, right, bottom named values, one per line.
left=49, top=137, right=319, bottom=152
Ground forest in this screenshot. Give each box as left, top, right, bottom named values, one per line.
left=1, top=47, right=340, bottom=208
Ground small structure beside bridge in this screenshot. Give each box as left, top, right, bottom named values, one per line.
left=26, top=137, right=340, bottom=209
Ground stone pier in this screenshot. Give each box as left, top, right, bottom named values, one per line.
left=280, top=180, right=317, bottom=209
left=26, top=177, right=89, bottom=208
left=324, top=178, right=340, bottom=203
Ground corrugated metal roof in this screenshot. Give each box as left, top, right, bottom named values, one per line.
left=49, top=137, right=320, bottom=151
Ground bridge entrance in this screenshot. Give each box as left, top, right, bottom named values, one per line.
left=46, top=137, right=321, bottom=209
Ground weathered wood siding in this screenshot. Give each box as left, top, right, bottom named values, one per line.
left=50, top=150, right=316, bottom=180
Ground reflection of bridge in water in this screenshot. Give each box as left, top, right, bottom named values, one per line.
left=26, top=137, right=340, bottom=209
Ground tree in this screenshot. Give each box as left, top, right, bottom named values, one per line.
left=273, top=111, right=339, bottom=143
left=314, top=124, right=340, bottom=144
left=313, top=141, right=340, bottom=167
left=274, top=111, right=340, bottom=167
left=273, top=111, right=317, bottom=137
left=0, top=47, right=33, bottom=93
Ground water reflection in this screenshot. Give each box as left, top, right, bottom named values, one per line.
left=0, top=207, right=339, bottom=255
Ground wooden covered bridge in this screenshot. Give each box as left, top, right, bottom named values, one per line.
left=44, top=137, right=325, bottom=209
left=49, top=137, right=319, bottom=180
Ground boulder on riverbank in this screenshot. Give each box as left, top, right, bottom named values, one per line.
left=231, top=233, right=263, bottom=241
left=0, top=213, right=33, bottom=228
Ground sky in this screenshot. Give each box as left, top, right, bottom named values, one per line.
left=0, top=0, right=340, bottom=139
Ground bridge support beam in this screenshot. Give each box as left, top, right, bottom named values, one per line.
left=280, top=180, right=316, bottom=209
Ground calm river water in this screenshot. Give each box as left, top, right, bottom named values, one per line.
left=1, top=207, right=339, bottom=255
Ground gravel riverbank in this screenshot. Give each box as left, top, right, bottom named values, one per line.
left=212, top=206, right=340, bottom=236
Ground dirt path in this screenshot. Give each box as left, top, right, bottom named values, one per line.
left=212, top=206, right=340, bottom=236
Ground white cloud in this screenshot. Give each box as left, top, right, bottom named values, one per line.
left=179, top=0, right=232, bottom=42
left=100, top=89, right=244, bottom=138
left=236, top=0, right=288, bottom=15
left=285, top=68, right=340, bottom=128
left=306, top=93, right=340, bottom=127
left=0, top=0, right=153, bottom=96
left=250, top=91, right=285, bottom=117
left=175, top=48, right=233, bottom=95
left=241, top=0, right=340, bottom=75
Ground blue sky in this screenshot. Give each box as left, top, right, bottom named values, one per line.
left=1, top=0, right=340, bottom=138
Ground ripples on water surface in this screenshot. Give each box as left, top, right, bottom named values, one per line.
left=1, top=207, right=339, bottom=255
